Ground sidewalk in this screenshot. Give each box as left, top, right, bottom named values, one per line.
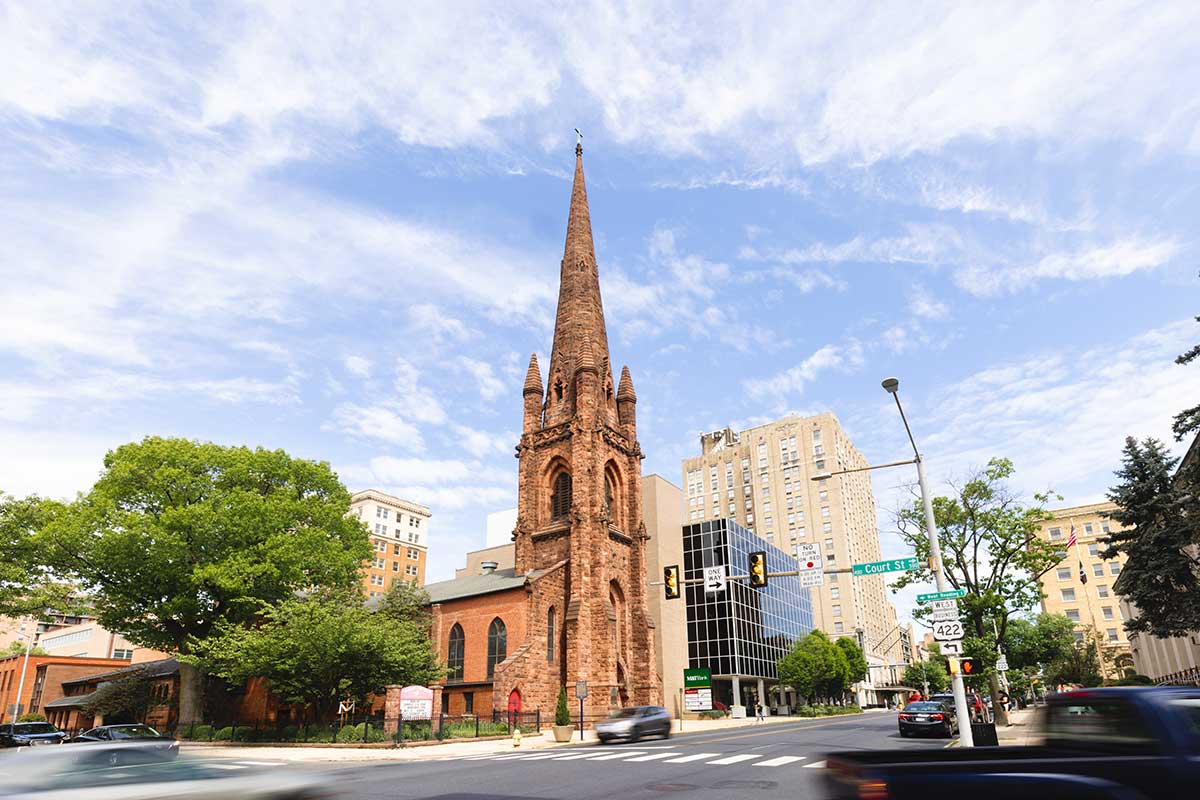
left=181, top=709, right=884, bottom=763
left=994, top=705, right=1041, bottom=746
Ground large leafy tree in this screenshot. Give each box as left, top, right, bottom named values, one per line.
left=1004, top=613, right=1076, bottom=671
left=1102, top=437, right=1200, bottom=637
left=836, top=636, right=869, bottom=685
left=188, top=590, right=442, bottom=722
left=902, top=658, right=949, bottom=695
left=892, top=458, right=1061, bottom=725
left=1045, top=628, right=1104, bottom=689
left=778, top=630, right=851, bottom=704
left=0, top=493, right=79, bottom=619
left=37, top=437, right=372, bottom=725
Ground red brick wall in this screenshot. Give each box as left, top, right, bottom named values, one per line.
left=431, top=586, right=528, bottom=714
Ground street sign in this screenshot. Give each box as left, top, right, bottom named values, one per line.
left=996, top=655, right=1009, bottom=671
left=930, top=599, right=958, bottom=612
left=930, top=608, right=960, bottom=622
left=940, top=640, right=964, bottom=655
left=398, top=686, right=432, bottom=720
left=795, top=543, right=821, bottom=571
left=684, top=668, right=712, bottom=712
left=704, top=566, right=727, bottom=593
left=932, top=620, right=965, bottom=641
left=917, top=588, right=966, bottom=603
left=575, top=680, right=588, bottom=699
left=799, top=571, right=825, bottom=587
left=851, top=557, right=920, bottom=577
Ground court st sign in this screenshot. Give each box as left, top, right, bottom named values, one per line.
left=852, top=557, right=919, bottom=577
left=917, top=588, right=967, bottom=603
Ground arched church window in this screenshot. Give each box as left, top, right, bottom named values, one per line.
left=551, top=472, right=572, bottom=520
left=546, top=607, right=555, bottom=662
left=447, top=623, right=464, bottom=682
left=604, top=475, right=614, bottom=511
left=487, top=618, right=507, bottom=678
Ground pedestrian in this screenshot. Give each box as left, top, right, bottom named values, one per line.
left=755, top=702, right=764, bottom=723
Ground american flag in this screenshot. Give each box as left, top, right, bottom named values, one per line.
left=1066, top=525, right=1077, bottom=549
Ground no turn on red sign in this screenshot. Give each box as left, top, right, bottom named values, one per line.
left=795, top=543, right=821, bottom=571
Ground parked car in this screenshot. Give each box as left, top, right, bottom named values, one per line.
left=0, top=722, right=68, bottom=748
left=823, top=687, right=1200, bottom=800
left=898, top=701, right=957, bottom=738
left=595, top=706, right=671, bottom=744
left=69, top=725, right=178, bottom=764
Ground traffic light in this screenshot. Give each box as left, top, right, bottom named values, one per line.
left=748, top=551, right=767, bottom=588
left=946, top=657, right=959, bottom=675
left=664, top=565, right=681, bottom=599
left=960, top=658, right=979, bottom=676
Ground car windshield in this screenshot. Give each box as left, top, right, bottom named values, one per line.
left=108, top=725, right=161, bottom=739
left=14, top=723, right=58, bottom=734
left=904, top=703, right=945, bottom=712
left=610, top=708, right=641, bottom=719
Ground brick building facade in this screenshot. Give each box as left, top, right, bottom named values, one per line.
left=426, top=144, right=660, bottom=718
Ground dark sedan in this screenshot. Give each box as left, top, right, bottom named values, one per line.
left=898, top=701, right=957, bottom=738
left=0, top=722, right=68, bottom=747
left=70, top=724, right=179, bottom=762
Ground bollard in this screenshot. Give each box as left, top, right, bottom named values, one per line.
left=512, top=727, right=522, bottom=748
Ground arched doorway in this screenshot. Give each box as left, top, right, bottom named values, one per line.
left=507, top=688, right=522, bottom=728
left=615, top=663, right=629, bottom=707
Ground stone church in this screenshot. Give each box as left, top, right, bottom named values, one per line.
left=423, top=144, right=661, bottom=719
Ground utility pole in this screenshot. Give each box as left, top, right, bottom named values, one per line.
left=9, top=622, right=34, bottom=724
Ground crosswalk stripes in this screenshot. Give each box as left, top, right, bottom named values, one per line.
left=803, top=760, right=827, bottom=768
left=706, top=754, right=761, bottom=765
left=663, top=752, right=721, bottom=763
left=586, top=750, right=649, bottom=761
left=752, top=756, right=805, bottom=767
left=624, top=752, right=677, bottom=762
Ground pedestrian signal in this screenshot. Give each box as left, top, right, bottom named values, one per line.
left=960, top=658, right=979, bottom=675
left=664, top=565, right=681, bottom=599
left=748, top=551, right=767, bottom=588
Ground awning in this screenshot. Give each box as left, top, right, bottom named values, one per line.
left=43, top=692, right=97, bottom=709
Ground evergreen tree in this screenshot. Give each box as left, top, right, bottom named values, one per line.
left=555, top=686, right=571, bottom=726
left=1103, top=437, right=1200, bottom=637
left=1172, top=290, right=1199, bottom=441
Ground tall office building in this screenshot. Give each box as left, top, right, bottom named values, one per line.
left=682, top=413, right=909, bottom=702
left=1032, top=502, right=1133, bottom=680
left=350, top=489, right=431, bottom=598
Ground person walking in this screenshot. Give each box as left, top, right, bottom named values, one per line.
left=755, top=702, right=765, bottom=723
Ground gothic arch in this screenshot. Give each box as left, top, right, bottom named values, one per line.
left=544, top=457, right=572, bottom=524
left=603, top=460, right=624, bottom=530
left=608, top=579, right=627, bottom=661
left=447, top=623, right=464, bottom=682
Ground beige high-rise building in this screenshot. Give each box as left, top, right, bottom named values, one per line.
left=682, top=413, right=908, bottom=701
left=350, top=489, right=431, bottom=599
left=1033, top=502, right=1133, bottom=680
left=642, top=474, right=687, bottom=718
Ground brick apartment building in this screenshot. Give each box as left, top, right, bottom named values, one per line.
left=1, top=654, right=131, bottom=722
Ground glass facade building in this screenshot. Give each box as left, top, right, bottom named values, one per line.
left=683, top=519, right=814, bottom=681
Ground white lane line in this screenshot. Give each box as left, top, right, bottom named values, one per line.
left=663, top=752, right=722, bottom=764
left=753, top=756, right=806, bottom=767
left=803, top=760, right=827, bottom=768
left=587, top=750, right=648, bottom=761
left=545, top=752, right=611, bottom=760
left=234, top=760, right=286, bottom=766
left=208, top=764, right=247, bottom=771
left=706, top=754, right=762, bottom=765
left=520, top=751, right=595, bottom=760
left=625, top=752, right=676, bottom=762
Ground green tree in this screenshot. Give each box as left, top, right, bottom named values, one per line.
left=37, top=437, right=373, bottom=725
left=81, top=668, right=159, bottom=720
left=1172, top=295, right=1200, bottom=441
left=377, top=579, right=432, bottom=628
left=1102, top=437, right=1200, bottom=637
left=0, top=493, right=79, bottom=619
left=1004, top=613, right=1076, bottom=671
left=835, top=637, right=869, bottom=685
left=3, top=641, right=49, bottom=657
left=1046, top=630, right=1103, bottom=688
left=188, top=590, right=441, bottom=722
left=555, top=686, right=571, bottom=727
left=779, top=631, right=849, bottom=704
left=902, top=659, right=948, bottom=695
left=892, top=458, right=1062, bottom=726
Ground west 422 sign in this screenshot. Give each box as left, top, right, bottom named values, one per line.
left=932, top=619, right=964, bottom=641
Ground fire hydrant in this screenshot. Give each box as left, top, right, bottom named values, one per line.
left=512, top=727, right=522, bottom=748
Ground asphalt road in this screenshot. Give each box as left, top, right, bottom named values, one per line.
left=314, top=712, right=951, bottom=800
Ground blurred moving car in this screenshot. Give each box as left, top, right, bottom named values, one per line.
left=69, top=725, right=179, bottom=764
left=0, top=723, right=68, bottom=748
left=596, top=706, right=671, bottom=744
left=898, top=701, right=957, bottom=738
left=0, top=746, right=334, bottom=800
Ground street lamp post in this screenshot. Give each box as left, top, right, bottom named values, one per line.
left=882, top=378, right=974, bottom=747
left=9, top=622, right=34, bottom=724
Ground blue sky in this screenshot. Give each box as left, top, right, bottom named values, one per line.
left=2, top=3, right=1198, bottom=622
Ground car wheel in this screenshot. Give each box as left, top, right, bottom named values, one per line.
left=629, top=727, right=641, bottom=744
left=899, top=729, right=909, bottom=738
left=662, top=724, right=671, bottom=739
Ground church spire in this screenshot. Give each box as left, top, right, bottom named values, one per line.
left=545, top=142, right=611, bottom=407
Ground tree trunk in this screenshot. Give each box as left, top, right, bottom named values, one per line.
left=177, top=662, right=206, bottom=727
left=988, top=672, right=1009, bottom=727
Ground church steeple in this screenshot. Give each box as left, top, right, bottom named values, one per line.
left=545, top=142, right=612, bottom=425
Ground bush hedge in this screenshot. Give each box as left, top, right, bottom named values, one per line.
left=794, top=704, right=862, bottom=718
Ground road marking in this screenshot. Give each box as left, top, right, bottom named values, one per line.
left=588, top=750, right=649, bottom=761
left=663, top=752, right=721, bottom=763
left=702, top=715, right=877, bottom=743
left=803, top=760, right=826, bottom=768
left=208, top=764, right=247, bottom=770
left=234, top=760, right=285, bottom=766
left=515, top=751, right=589, bottom=760
left=752, top=756, right=805, bottom=767
left=547, top=752, right=609, bottom=760
left=625, top=752, right=676, bottom=762
left=706, top=754, right=762, bottom=765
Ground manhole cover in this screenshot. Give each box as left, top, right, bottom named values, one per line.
left=644, top=784, right=698, bottom=792
left=712, top=780, right=778, bottom=790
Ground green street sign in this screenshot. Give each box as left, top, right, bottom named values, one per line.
left=852, top=557, right=920, bottom=577
left=917, top=588, right=967, bottom=603
left=684, top=668, right=712, bottom=688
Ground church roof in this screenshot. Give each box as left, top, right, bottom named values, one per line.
left=424, top=568, right=540, bottom=603
left=547, top=144, right=612, bottom=387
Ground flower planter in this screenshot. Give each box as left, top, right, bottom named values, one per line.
left=553, top=724, right=574, bottom=743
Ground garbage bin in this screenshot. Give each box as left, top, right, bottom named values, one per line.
left=970, top=721, right=999, bottom=746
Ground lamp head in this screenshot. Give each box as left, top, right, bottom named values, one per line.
left=810, top=472, right=833, bottom=482
left=881, top=377, right=900, bottom=394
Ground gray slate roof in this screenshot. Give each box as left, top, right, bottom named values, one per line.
left=61, top=657, right=180, bottom=687
left=424, top=568, right=538, bottom=603
left=44, top=691, right=97, bottom=709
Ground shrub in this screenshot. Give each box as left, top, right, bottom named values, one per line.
left=555, top=686, right=571, bottom=726
left=399, top=721, right=433, bottom=741
left=278, top=724, right=299, bottom=742
left=212, top=726, right=234, bottom=741
left=698, top=710, right=727, bottom=719
left=181, top=724, right=213, bottom=740
left=17, top=712, right=46, bottom=723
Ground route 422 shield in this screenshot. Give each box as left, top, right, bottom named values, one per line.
left=932, top=619, right=965, bottom=641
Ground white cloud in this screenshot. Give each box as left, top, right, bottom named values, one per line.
left=454, top=425, right=516, bottom=459
left=957, top=237, right=1181, bottom=295
left=457, top=357, right=507, bottom=402
left=907, top=285, right=949, bottom=320
left=745, top=342, right=863, bottom=401
left=343, top=356, right=372, bottom=378
left=325, top=403, right=425, bottom=450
